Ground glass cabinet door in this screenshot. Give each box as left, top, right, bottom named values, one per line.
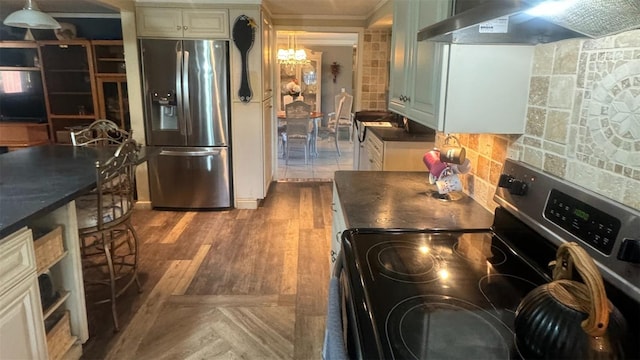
left=277, top=50, right=322, bottom=113
left=97, top=78, right=130, bottom=130
left=40, top=43, right=95, bottom=116
left=301, top=59, right=319, bottom=112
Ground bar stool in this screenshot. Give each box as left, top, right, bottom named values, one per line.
left=71, top=119, right=131, bottom=146
left=72, top=133, right=142, bottom=331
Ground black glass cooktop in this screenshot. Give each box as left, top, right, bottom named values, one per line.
left=342, top=229, right=551, bottom=359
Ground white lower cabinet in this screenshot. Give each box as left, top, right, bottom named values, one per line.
left=360, top=131, right=431, bottom=171
left=0, top=202, right=88, bottom=360
left=0, top=228, right=47, bottom=360
left=330, top=183, right=347, bottom=273
left=0, top=275, right=47, bottom=359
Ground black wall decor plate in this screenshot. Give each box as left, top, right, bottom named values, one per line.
left=232, top=15, right=256, bottom=103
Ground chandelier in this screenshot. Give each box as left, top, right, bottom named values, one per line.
left=277, top=33, right=309, bottom=65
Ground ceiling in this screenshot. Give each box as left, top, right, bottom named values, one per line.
left=263, top=0, right=387, bottom=19
left=0, top=0, right=388, bottom=19
left=1, top=0, right=389, bottom=45
left=0, top=0, right=121, bottom=17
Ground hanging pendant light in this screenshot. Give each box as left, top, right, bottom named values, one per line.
left=277, top=33, right=309, bottom=65
left=3, top=0, right=61, bottom=29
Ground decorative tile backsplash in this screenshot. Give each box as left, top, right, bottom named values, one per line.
left=360, top=29, right=391, bottom=111
left=439, top=29, right=640, bottom=211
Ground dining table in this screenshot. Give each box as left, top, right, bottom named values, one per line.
left=277, top=111, right=324, bottom=156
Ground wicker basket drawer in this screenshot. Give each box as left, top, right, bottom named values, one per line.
left=33, top=226, right=65, bottom=274
left=46, top=310, right=76, bottom=360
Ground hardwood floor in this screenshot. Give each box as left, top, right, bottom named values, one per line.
left=81, top=182, right=332, bottom=359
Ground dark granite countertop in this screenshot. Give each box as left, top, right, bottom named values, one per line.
left=0, top=145, right=152, bottom=240
left=367, top=126, right=436, bottom=142
left=334, top=171, right=493, bottom=230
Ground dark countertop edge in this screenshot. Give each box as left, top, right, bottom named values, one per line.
left=367, top=126, right=436, bottom=142
left=0, top=183, right=95, bottom=240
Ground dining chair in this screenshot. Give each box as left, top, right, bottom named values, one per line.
left=284, top=100, right=313, bottom=164
left=283, top=95, right=294, bottom=110
left=74, top=137, right=142, bottom=331
left=71, top=119, right=131, bottom=147
left=328, top=92, right=354, bottom=142
left=317, top=97, right=344, bottom=157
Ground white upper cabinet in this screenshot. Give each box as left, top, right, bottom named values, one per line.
left=437, top=44, right=534, bottom=133
left=388, top=0, right=412, bottom=115
left=389, top=0, right=534, bottom=134
left=137, top=7, right=229, bottom=39
left=389, top=0, right=450, bottom=120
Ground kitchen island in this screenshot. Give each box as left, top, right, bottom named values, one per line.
left=330, top=170, right=494, bottom=266
left=0, top=145, right=139, bottom=359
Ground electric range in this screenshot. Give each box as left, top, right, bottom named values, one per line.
left=338, top=160, right=640, bottom=359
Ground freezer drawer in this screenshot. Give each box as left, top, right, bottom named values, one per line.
left=148, top=147, right=231, bottom=208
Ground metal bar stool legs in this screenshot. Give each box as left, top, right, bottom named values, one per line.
left=81, top=220, right=142, bottom=332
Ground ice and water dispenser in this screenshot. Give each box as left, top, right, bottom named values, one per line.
left=151, top=90, right=178, bottom=130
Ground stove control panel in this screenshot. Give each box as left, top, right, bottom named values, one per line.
left=544, top=189, right=621, bottom=255
left=495, top=159, right=639, bottom=302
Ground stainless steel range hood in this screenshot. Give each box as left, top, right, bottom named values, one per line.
left=418, top=0, right=640, bottom=44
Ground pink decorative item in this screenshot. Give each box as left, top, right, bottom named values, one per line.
left=423, top=150, right=448, bottom=179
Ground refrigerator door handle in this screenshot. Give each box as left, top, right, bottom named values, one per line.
left=183, top=50, right=192, bottom=136
left=175, top=49, right=186, bottom=135
left=160, top=149, right=222, bottom=157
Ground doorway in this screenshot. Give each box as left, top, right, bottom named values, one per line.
left=275, top=31, right=359, bottom=181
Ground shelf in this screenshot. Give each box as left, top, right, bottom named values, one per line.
left=0, top=66, right=40, bottom=71
left=42, top=290, right=71, bottom=321
left=45, top=69, right=89, bottom=73
left=49, top=115, right=96, bottom=119
left=48, top=92, right=93, bottom=95
left=37, top=251, right=68, bottom=276
left=97, top=58, right=125, bottom=62
left=0, top=40, right=38, bottom=48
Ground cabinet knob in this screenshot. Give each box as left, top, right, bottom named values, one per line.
left=405, top=96, right=410, bottom=102
left=183, top=26, right=188, bottom=30
left=176, top=25, right=181, bottom=30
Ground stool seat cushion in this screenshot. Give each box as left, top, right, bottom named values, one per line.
left=76, top=195, right=130, bottom=230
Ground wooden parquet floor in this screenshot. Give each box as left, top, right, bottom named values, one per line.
left=81, top=181, right=332, bottom=360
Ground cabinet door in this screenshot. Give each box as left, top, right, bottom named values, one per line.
left=388, top=0, right=412, bottom=115
left=0, top=228, right=35, bottom=297
left=262, top=13, right=273, bottom=100
left=301, top=52, right=321, bottom=112
left=97, top=78, right=129, bottom=130
left=262, top=99, right=273, bottom=196
left=408, top=0, right=451, bottom=129
left=0, top=275, right=47, bottom=360
left=40, top=42, right=96, bottom=117
left=365, top=134, right=383, bottom=171
left=136, top=7, right=183, bottom=38
left=330, top=183, right=347, bottom=272
left=182, top=9, right=229, bottom=38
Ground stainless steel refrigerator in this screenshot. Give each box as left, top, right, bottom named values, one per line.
left=140, top=39, right=232, bottom=209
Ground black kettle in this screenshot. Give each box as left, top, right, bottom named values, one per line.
left=514, top=242, right=627, bottom=359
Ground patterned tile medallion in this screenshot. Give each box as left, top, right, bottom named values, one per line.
left=583, top=58, right=640, bottom=166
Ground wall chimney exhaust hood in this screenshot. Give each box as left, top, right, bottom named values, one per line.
left=418, top=0, right=640, bottom=44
